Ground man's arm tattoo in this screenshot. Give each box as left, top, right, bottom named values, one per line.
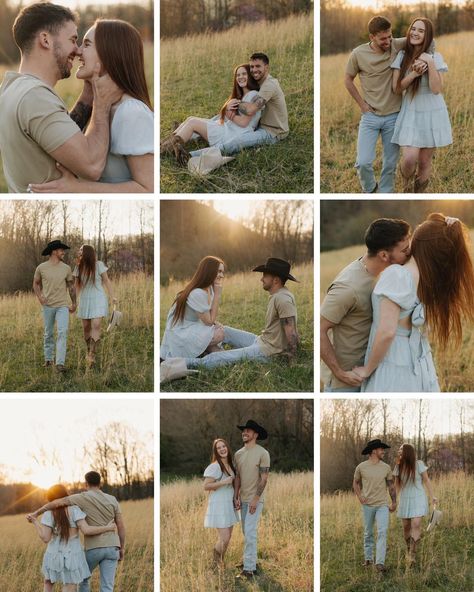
left=67, top=281, right=77, bottom=305
left=70, top=101, right=92, bottom=130
left=238, top=95, right=266, bottom=115
left=256, top=467, right=270, bottom=497
left=280, top=316, right=299, bottom=357
left=387, top=479, right=397, bottom=504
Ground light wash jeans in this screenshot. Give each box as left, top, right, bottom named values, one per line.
left=42, top=305, right=69, bottom=365
left=79, top=547, right=120, bottom=592
left=185, top=326, right=269, bottom=369
left=189, top=127, right=278, bottom=157
left=323, top=384, right=361, bottom=393
left=241, top=501, right=264, bottom=572
left=355, top=111, right=400, bottom=193
left=362, top=504, right=389, bottom=565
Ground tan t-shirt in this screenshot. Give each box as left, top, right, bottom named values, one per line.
left=235, top=444, right=271, bottom=502
left=257, top=287, right=297, bottom=356
left=34, top=260, right=73, bottom=308
left=320, top=258, right=375, bottom=389
left=354, top=460, right=393, bottom=507
left=345, top=38, right=406, bottom=115
left=67, top=490, right=121, bottom=551
left=0, top=72, right=80, bottom=193
left=257, top=75, right=289, bottom=139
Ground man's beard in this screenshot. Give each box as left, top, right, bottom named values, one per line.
left=53, top=42, right=72, bottom=80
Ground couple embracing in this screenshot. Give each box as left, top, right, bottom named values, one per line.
left=321, top=214, right=474, bottom=392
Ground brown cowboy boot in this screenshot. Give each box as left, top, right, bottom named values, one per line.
left=160, top=132, right=178, bottom=155
left=414, top=177, right=429, bottom=193
left=408, top=536, right=420, bottom=565
left=85, top=337, right=93, bottom=367
left=400, top=164, right=415, bottom=193
left=88, top=338, right=100, bottom=366
left=172, top=135, right=190, bottom=166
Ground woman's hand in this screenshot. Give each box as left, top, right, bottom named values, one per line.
left=213, top=277, right=223, bottom=294
left=432, top=496, right=438, bottom=505
left=419, top=52, right=434, bottom=64
left=106, top=520, right=116, bottom=532
left=352, top=366, right=371, bottom=380
left=26, top=514, right=37, bottom=523
left=28, top=164, right=82, bottom=193
left=222, top=476, right=234, bottom=486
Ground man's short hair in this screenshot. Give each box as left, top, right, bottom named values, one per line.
left=13, top=2, right=77, bottom=53
left=368, top=16, right=392, bottom=35
left=365, top=218, right=410, bottom=256
left=250, top=52, right=269, bottom=65
left=85, top=471, right=101, bottom=486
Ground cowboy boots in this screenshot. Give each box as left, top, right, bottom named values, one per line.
left=408, top=536, right=420, bottom=565
left=160, top=132, right=177, bottom=155
left=160, top=134, right=190, bottom=166
left=212, top=547, right=223, bottom=569
left=88, top=338, right=100, bottom=366
left=400, top=163, right=415, bottom=193
left=414, top=177, right=429, bottom=193
left=85, top=337, right=93, bottom=367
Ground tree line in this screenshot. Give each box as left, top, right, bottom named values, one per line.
left=321, top=0, right=474, bottom=55
left=321, top=400, right=474, bottom=493
left=161, top=0, right=312, bottom=38
left=0, top=201, right=153, bottom=294
left=161, top=399, right=313, bottom=477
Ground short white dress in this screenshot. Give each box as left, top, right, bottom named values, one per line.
left=73, top=261, right=108, bottom=319
left=41, top=506, right=91, bottom=584
left=393, top=460, right=429, bottom=518
left=160, top=287, right=216, bottom=358
left=207, top=90, right=261, bottom=148
left=391, top=50, right=452, bottom=148
left=203, top=462, right=240, bottom=528
left=362, top=265, right=440, bottom=392
left=101, top=98, right=154, bottom=183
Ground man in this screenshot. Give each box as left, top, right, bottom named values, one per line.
left=28, top=471, right=126, bottom=592
left=320, top=218, right=410, bottom=392
left=33, top=239, right=76, bottom=373
left=353, top=439, right=397, bottom=573
left=233, top=420, right=270, bottom=580
left=0, top=2, right=121, bottom=193
left=345, top=16, right=407, bottom=193
left=161, top=257, right=299, bottom=373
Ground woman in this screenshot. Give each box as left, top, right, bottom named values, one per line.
left=27, top=484, right=115, bottom=592
left=30, top=19, right=153, bottom=193
left=203, top=438, right=240, bottom=567
left=355, top=213, right=474, bottom=391
left=73, top=245, right=116, bottom=366
left=391, top=18, right=452, bottom=193
left=393, top=444, right=437, bottom=564
left=160, top=64, right=261, bottom=165
left=160, top=256, right=225, bottom=359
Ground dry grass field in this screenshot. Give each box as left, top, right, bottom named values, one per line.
left=320, top=31, right=474, bottom=193
left=161, top=472, right=314, bottom=592
left=0, top=498, right=153, bottom=592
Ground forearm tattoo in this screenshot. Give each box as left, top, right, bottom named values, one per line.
left=67, top=282, right=77, bottom=305
left=280, top=316, right=299, bottom=356
left=238, top=94, right=266, bottom=115
left=256, top=467, right=269, bottom=497
left=387, top=479, right=397, bottom=504
left=70, top=101, right=92, bottom=130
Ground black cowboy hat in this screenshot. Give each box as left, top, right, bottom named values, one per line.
left=42, top=240, right=70, bottom=256
left=237, top=419, right=268, bottom=441
left=362, top=439, right=391, bottom=456
left=252, top=257, right=298, bottom=282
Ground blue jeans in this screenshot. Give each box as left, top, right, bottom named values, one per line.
left=42, top=305, right=69, bottom=365
left=362, top=505, right=389, bottom=565
left=185, top=326, right=269, bottom=369
left=323, top=384, right=361, bottom=393
left=79, top=547, right=120, bottom=592
left=241, top=501, right=264, bottom=572
left=190, top=128, right=278, bottom=157
left=355, top=111, right=399, bottom=193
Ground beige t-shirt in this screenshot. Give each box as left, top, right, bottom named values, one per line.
left=34, top=260, right=73, bottom=308
left=354, top=460, right=393, bottom=507
left=257, top=287, right=297, bottom=356
left=257, top=75, right=289, bottom=139
left=345, top=38, right=405, bottom=116
left=235, top=444, right=271, bottom=502
left=67, top=490, right=121, bottom=551
left=0, top=72, right=80, bottom=193
left=320, top=258, right=375, bottom=389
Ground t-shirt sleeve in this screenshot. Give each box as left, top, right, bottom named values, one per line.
left=110, top=100, right=154, bottom=156
left=345, top=50, right=360, bottom=77
left=274, top=293, right=296, bottom=319
left=386, top=466, right=393, bottom=481
left=66, top=265, right=73, bottom=283
left=321, top=282, right=357, bottom=325
left=18, top=86, right=80, bottom=153
left=98, top=261, right=108, bottom=275
left=434, top=52, right=448, bottom=72
left=373, top=265, right=414, bottom=310
left=70, top=505, right=86, bottom=524
left=41, top=510, right=54, bottom=528
left=187, top=288, right=211, bottom=313
left=391, top=50, right=404, bottom=70
left=256, top=79, right=277, bottom=103
left=260, top=449, right=271, bottom=469
left=34, top=265, right=41, bottom=281
left=354, top=464, right=361, bottom=482
left=393, top=38, right=407, bottom=51
left=66, top=493, right=85, bottom=509
left=203, top=462, right=222, bottom=479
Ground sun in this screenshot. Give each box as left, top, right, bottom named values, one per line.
left=212, top=200, right=254, bottom=224
left=26, top=467, right=62, bottom=491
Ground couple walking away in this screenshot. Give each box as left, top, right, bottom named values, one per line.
left=160, top=52, right=288, bottom=175
left=345, top=15, right=451, bottom=193
left=321, top=214, right=474, bottom=392
left=0, top=2, right=153, bottom=193
left=203, top=420, right=270, bottom=581
left=33, top=240, right=118, bottom=372
left=160, top=256, right=300, bottom=382
left=354, top=439, right=438, bottom=573
left=27, top=471, right=126, bottom=592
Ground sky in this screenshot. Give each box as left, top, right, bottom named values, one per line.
left=0, top=399, right=153, bottom=487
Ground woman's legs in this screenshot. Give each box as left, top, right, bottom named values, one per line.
left=400, top=147, right=420, bottom=192
left=214, top=526, right=233, bottom=563
left=62, top=584, right=77, bottom=592
left=88, top=318, right=102, bottom=365
left=415, top=148, right=435, bottom=192
left=82, top=319, right=92, bottom=363
left=402, top=518, right=411, bottom=552
left=43, top=580, right=54, bottom=592
left=408, top=516, right=423, bottom=564
left=175, top=117, right=209, bottom=143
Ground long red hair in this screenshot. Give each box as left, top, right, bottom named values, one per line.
left=219, top=64, right=259, bottom=123
left=396, top=444, right=416, bottom=487
left=210, top=438, right=235, bottom=476
left=46, top=484, right=70, bottom=542
left=397, top=18, right=434, bottom=98
left=77, top=244, right=97, bottom=288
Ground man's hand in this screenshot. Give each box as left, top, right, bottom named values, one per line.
left=361, top=101, right=376, bottom=114
left=352, top=366, right=371, bottom=380
left=69, top=304, right=77, bottom=314
left=38, top=295, right=47, bottom=306
left=389, top=502, right=397, bottom=513
left=249, top=496, right=259, bottom=514
left=233, top=497, right=241, bottom=511
left=358, top=496, right=368, bottom=505
left=91, top=63, right=123, bottom=109
left=335, top=369, right=363, bottom=387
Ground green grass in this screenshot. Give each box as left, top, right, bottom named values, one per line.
left=160, top=263, right=313, bottom=392
left=0, top=273, right=153, bottom=392
left=160, top=14, right=314, bottom=193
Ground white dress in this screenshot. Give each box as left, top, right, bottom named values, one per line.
left=362, top=265, right=440, bottom=392
left=160, top=287, right=215, bottom=358
left=101, top=98, right=154, bottom=183
left=41, top=506, right=91, bottom=584
left=203, top=462, right=240, bottom=528
left=73, top=260, right=108, bottom=319
left=393, top=460, right=429, bottom=518
left=206, top=90, right=261, bottom=148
